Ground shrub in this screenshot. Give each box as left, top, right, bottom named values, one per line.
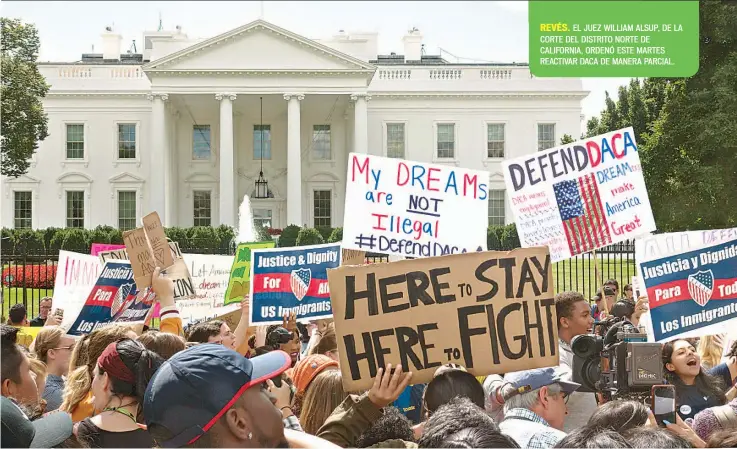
left=316, top=227, right=333, bottom=242
left=215, top=225, right=236, bottom=250
left=327, top=227, right=343, bottom=243
left=296, top=228, right=325, bottom=246
left=255, top=226, right=273, bottom=242
left=165, top=227, right=189, bottom=247
left=487, top=227, right=502, bottom=251
left=188, top=227, right=220, bottom=252
left=89, top=226, right=112, bottom=245
left=2, top=264, right=56, bottom=288
left=278, top=225, right=301, bottom=248
left=501, top=223, right=521, bottom=250
left=108, top=228, right=124, bottom=244
left=13, top=230, right=45, bottom=254
left=61, top=229, right=91, bottom=252
left=1, top=229, right=13, bottom=255
left=43, top=228, right=63, bottom=252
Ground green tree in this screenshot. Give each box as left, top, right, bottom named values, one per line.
left=1, top=18, right=49, bottom=177
left=296, top=228, right=324, bottom=246
left=560, top=134, right=575, bottom=145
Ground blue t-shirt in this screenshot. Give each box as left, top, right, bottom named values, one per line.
left=392, top=384, right=426, bottom=425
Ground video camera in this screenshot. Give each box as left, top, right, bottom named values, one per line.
left=571, top=300, right=663, bottom=402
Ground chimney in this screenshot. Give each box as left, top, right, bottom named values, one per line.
left=402, top=28, right=422, bottom=62
left=102, top=27, right=122, bottom=60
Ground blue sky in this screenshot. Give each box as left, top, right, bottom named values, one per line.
left=1, top=1, right=630, bottom=129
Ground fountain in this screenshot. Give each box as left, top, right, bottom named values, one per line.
left=236, top=194, right=257, bottom=243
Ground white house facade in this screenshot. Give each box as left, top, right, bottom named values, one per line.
left=1, top=19, right=588, bottom=231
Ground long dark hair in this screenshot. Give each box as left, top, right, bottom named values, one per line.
left=100, top=338, right=163, bottom=422
left=662, top=339, right=726, bottom=406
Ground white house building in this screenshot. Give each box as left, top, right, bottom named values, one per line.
left=1, top=19, right=587, bottom=231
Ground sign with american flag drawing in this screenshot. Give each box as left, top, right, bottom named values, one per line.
left=502, top=128, right=656, bottom=262
left=249, top=243, right=341, bottom=325
left=640, top=238, right=737, bottom=342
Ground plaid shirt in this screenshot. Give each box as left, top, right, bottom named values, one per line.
left=499, top=408, right=566, bottom=449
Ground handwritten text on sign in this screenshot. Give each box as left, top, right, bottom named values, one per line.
left=502, top=128, right=656, bottom=262
left=342, top=153, right=488, bottom=258
left=327, top=247, right=558, bottom=391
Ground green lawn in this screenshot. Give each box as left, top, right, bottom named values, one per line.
left=553, top=256, right=637, bottom=299
left=1, top=288, right=53, bottom=321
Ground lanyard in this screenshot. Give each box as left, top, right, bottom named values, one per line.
left=102, top=405, right=138, bottom=425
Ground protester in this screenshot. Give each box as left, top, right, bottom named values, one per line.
left=698, top=335, right=727, bottom=371
left=1, top=395, right=74, bottom=448
left=355, top=406, right=414, bottom=448
left=137, top=330, right=186, bottom=360
left=591, top=294, right=603, bottom=321
left=309, top=324, right=339, bottom=361
left=422, top=367, right=485, bottom=419
left=586, top=399, right=649, bottom=432
left=621, top=426, right=696, bottom=448
left=623, top=283, right=634, bottom=300
left=592, top=286, right=618, bottom=319
left=663, top=339, right=729, bottom=421
left=1, top=325, right=40, bottom=406
left=482, top=374, right=506, bottom=422
left=30, top=297, right=53, bottom=327
left=605, top=278, right=620, bottom=296
left=300, top=369, right=349, bottom=435
left=32, top=325, right=75, bottom=411
left=691, top=391, right=737, bottom=440
left=291, top=354, right=339, bottom=417
left=145, top=345, right=293, bottom=448
left=264, top=324, right=302, bottom=366
left=418, top=397, right=518, bottom=448
left=266, top=376, right=302, bottom=432
left=8, top=303, right=29, bottom=326
left=498, top=367, right=580, bottom=449
left=315, top=363, right=413, bottom=447
left=186, top=299, right=251, bottom=355
left=554, top=426, right=632, bottom=448
left=26, top=354, right=47, bottom=406
left=76, top=338, right=162, bottom=447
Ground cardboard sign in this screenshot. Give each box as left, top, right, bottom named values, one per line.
left=327, top=247, right=558, bottom=391
left=224, top=241, right=277, bottom=306
left=177, top=254, right=234, bottom=323
left=635, top=228, right=737, bottom=341
left=502, top=128, right=656, bottom=262
left=342, top=153, right=488, bottom=258
left=161, top=258, right=195, bottom=301
left=52, top=251, right=102, bottom=333
left=98, top=241, right=181, bottom=264
left=123, top=228, right=156, bottom=289
left=640, top=238, right=737, bottom=342
left=67, top=261, right=156, bottom=336
left=142, top=212, right=174, bottom=268
left=90, top=244, right=125, bottom=257
left=250, top=243, right=342, bottom=325
left=342, top=249, right=366, bottom=266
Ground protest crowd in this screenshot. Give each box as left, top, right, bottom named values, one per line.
left=3, top=131, right=737, bottom=449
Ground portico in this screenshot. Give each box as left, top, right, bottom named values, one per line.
left=143, top=19, right=376, bottom=227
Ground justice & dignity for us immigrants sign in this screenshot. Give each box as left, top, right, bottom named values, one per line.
left=342, top=153, right=488, bottom=258
left=641, top=237, right=737, bottom=342
left=502, top=128, right=656, bottom=262
left=249, top=243, right=342, bottom=325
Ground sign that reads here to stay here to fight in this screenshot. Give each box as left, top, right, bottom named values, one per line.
left=342, top=153, right=489, bottom=258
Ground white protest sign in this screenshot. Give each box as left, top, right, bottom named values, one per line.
left=342, top=153, right=488, bottom=258
left=52, top=251, right=102, bottom=333
left=179, top=254, right=234, bottom=324
left=502, top=128, right=656, bottom=262
left=635, top=228, right=737, bottom=341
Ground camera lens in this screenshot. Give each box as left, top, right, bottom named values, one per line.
left=572, top=334, right=599, bottom=358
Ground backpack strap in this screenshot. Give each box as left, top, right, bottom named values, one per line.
left=712, top=404, right=737, bottom=429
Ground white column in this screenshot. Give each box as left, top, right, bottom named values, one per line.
left=351, top=93, right=370, bottom=154
left=284, top=93, right=304, bottom=226
left=148, top=93, right=169, bottom=219
left=217, top=93, right=237, bottom=227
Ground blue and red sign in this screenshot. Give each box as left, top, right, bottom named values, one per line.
left=641, top=238, right=737, bottom=342
left=249, top=243, right=341, bottom=325
left=68, top=261, right=156, bottom=336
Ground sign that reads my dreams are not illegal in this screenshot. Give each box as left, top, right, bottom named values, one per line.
left=327, top=246, right=559, bottom=392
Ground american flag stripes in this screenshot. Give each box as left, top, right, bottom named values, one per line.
left=290, top=268, right=311, bottom=302
left=553, top=174, right=611, bottom=256
left=687, top=270, right=714, bottom=306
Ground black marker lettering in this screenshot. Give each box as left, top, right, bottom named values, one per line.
left=344, top=333, right=376, bottom=380
left=345, top=273, right=378, bottom=319
left=474, top=259, right=499, bottom=302
left=498, top=258, right=517, bottom=298
left=429, top=267, right=456, bottom=304
left=485, top=303, right=500, bottom=364
left=530, top=255, right=551, bottom=293
left=497, top=303, right=526, bottom=359
left=418, top=323, right=441, bottom=371
left=406, top=271, right=435, bottom=307
left=395, top=326, right=424, bottom=371
left=457, top=305, right=487, bottom=369
left=371, top=328, right=394, bottom=369
left=516, top=258, right=541, bottom=298
left=523, top=300, right=545, bottom=357
left=379, top=274, right=410, bottom=314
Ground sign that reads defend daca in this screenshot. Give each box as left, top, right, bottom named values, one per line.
left=342, top=153, right=488, bottom=258
left=503, top=128, right=656, bottom=262
left=327, top=247, right=558, bottom=392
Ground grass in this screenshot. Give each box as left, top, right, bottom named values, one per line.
left=1, top=287, right=53, bottom=321
left=553, top=257, right=637, bottom=299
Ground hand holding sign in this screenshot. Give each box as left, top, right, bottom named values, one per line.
left=368, top=363, right=413, bottom=408
left=152, top=267, right=175, bottom=309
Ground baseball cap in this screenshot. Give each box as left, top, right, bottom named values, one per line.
left=292, top=354, right=339, bottom=393
left=144, top=344, right=291, bottom=448
left=502, top=367, right=580, bottom=400
left=1, top=396, right=73, bottom=448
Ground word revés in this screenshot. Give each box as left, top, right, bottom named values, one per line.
left=256, top=251, right=338, bottom=268
left=100, top=266, right=133, bottom=281
left=352, top=157, right=488, bottom=200
left=507, top=130, right=638, bottom=191
left=342, top=255, right=551, bottom=319
left=342, top=298, right=556, bottom=381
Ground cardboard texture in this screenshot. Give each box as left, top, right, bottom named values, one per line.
left=327, top=246, right=559, bottom=392
left=161, top=258, right=196, bottom=301
left=98, top=241, right=181, bottom=264
left=142, top=212, right=175, bottom=268
left=342, top=249, right=366, bottom=266
left=122, top=227, right=155, bottom=289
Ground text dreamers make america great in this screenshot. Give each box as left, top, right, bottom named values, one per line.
left=506, top=129, right=638, bottom=192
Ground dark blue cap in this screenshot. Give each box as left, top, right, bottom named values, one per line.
left=143, top=344, right=290, bottom=448
left=503, top=367, right=580, bottom=400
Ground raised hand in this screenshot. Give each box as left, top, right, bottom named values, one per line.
left=368, top=363, right=413, bottom=408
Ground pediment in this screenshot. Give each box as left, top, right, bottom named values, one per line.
left=489, top=172, right=505, bottom=180
left=4, top=174, right=40, bottom=184
left=56, top=172, right=93, bottom=184
left=109, top=172, right=145, bottom=184
left=144, top=20, right=376, bottom=73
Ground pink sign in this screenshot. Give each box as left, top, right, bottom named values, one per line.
left=90, top=243, right=125, bottom=257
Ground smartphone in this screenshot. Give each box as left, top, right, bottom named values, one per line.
left=54, top=308, right=64, bottom=318
left=651, top=385, right=676, bottom=427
